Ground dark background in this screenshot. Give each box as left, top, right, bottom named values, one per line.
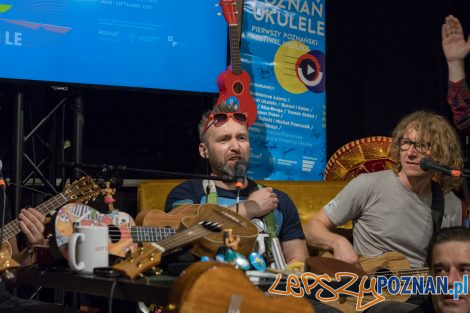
left=1, top=0, right=470, bottom=211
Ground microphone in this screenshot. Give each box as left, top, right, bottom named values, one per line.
left=419, top=157, right=462, bottom=177
left=234, top=160, right=247, bottom=214
left=234, top=160, right=247, bottom=189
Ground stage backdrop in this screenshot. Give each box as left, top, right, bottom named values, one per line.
left=241, top=0, right=326, bottom=180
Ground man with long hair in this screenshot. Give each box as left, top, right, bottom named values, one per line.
left=305, top=110, right=463, bottom=312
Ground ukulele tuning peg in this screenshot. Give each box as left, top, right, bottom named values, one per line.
left=124, top=250, right=132, bottom=259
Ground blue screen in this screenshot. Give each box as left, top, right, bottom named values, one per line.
left=0, top=0, right=228, bottom=93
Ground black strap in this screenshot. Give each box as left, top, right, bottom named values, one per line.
left=247, top=178, right=260, bottom=194
left=431, top=182, right=445, bottom=234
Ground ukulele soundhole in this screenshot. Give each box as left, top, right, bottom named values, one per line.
left=233, top=82, right=243, bottom=94
left=108, top=225, right=121, bottom=243
left=374, top=267, right=393, bottom=278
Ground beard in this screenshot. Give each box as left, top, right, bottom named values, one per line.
left=210, top=157, right=249, bottom=177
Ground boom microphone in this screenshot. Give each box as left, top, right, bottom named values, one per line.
left=419, top=157, right=461, bottom=177
left=234, top=160, right=247, bottom=214
left=234, top=160, right=248, bottom=188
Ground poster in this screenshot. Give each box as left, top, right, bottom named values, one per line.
left=241, top=0, right=326, bottom=180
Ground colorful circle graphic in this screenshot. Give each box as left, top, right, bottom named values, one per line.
left=274, top=40, right=325, bottom=94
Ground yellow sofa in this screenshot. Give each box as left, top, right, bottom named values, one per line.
left=137, top=179, right=349, bottom=228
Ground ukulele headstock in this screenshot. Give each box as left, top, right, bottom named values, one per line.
left=218, top=0, right=238, bottom=26
left=63, top=176, right=101, bottom=204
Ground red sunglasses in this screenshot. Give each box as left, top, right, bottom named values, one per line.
left=202, top=112, right=248, bottom=135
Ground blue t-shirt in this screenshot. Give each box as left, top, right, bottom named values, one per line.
left=164, top=179, right=305, bottom=243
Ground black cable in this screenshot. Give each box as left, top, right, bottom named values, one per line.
left=0, top=184, right=6, bottom=246
left=108, top=277, right=118, bottom=313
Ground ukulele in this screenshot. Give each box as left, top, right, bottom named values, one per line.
left=137, top=204, right=259, bottom=257
left=2, top=176, right=100, bottom=271
left=217, top=0, right=257, bottom=126
left=166, top=261, right=314, bottom=313
left=114, top=204, right=259, bottom=279
left=307, top=251, right=429, bottom=313
left=50, top=203, right=177, bottom=259
left=113, top=221, right=222, bottom=279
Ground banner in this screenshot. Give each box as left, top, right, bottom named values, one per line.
left=241, top=0, right=326, bottom=180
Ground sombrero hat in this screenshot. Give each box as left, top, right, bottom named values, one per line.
left=324, top=136, right=397, bottom=181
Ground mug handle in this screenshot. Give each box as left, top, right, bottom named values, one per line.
left=68, top=233, right=85, bottom=271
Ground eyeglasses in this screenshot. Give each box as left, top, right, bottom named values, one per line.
left=202, top=112, right=248, bottom=135
left=398, top=137, right=431, bottom=154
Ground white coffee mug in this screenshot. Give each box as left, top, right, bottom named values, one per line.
left=68, top=225, right=109, bottom=274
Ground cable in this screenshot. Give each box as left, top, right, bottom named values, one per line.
left=6, top=181, right=53, bottom=197
left=0, top=184, right=6, bottom=247
left=108, top=277, right=118, bottom=313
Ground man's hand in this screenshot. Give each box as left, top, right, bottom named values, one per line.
left=18, top=208, right=46, bottom=246
left=331, top=236, right=360, bottom=267
left=238, top=187, right=279, bottom=219
left=442, top=15, right=470, bottom=63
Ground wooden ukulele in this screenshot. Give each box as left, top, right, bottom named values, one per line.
left=217, top=0, right=257, bottom=126
left=166, top=261, right=314, bottom=313
left=114, top=204, right=258, bottom=279
left=50, top=203, right=177, bottom=259
left=137, top=204, right=259, bottom=257
left=307, top=251, right=429, bottom=313
left=1, top=176, right=100, bottom=272
left=113, top=221, right=222, bottom=279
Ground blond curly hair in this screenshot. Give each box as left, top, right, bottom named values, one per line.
left=389, top=111, right=463, bottom=192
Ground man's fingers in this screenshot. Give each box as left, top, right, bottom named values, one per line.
left=19, top=209, right=45, bottom=236
left=19, top=219, right=43, bottom=244
left=25, top=208, right=46, bottom=223
left=19, top=220, right=34, bottom=240
left=20, top=208, right=45, bottom=227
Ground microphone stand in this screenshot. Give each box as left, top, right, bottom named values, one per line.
left=0, top=183, right=5, bottom=248
left=0, top=160, right=6, bottom=249
left=57, top=162, right=235, bottom=182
